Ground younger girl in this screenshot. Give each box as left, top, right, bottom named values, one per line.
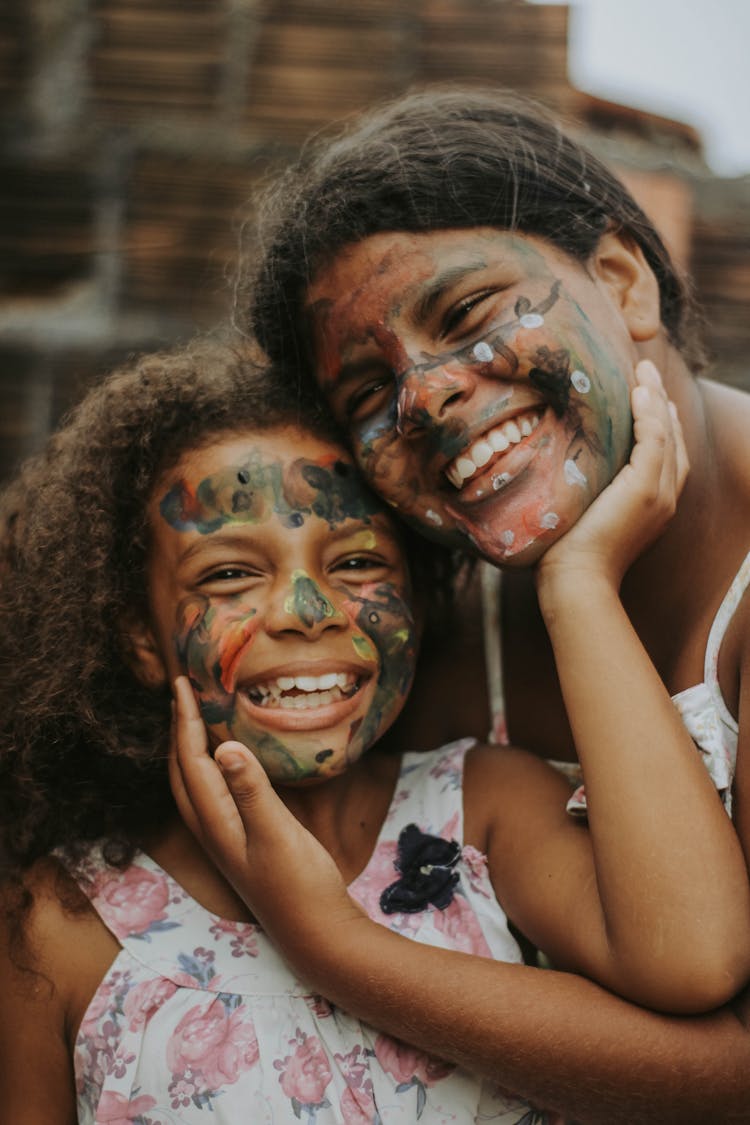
left=0, top=343, right=747, bottom=1125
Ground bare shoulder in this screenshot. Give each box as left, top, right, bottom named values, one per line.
left=0, top=857, right=116, bottom=1123
left=0, top=856, right=120, bottom=1048
left=463, top=741, right=573, bottom=853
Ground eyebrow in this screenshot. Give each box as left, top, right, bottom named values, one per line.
left=176, top=530, right=261, bottom=565
left=412, top=259, right=488, bottom=325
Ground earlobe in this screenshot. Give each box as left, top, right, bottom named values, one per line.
left=592, top=231, right=662, bottom=342
left=121, top=617, right=168, bottom=689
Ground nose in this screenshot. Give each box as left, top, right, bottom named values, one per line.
left=396, top=362, right=474, bottom=438
left=265, top=570, right=348, bottom=639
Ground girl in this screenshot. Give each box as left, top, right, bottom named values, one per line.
left=240, top=86, right=750, bottom=1121
left=0, top=341, right=747, bottom=1124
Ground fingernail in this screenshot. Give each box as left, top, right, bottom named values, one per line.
left=216, top=748, right=245, bottom=771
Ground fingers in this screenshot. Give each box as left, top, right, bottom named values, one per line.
left=630, top=359, right=688, bottom=513
left=170, top=676, right=247, bottom=854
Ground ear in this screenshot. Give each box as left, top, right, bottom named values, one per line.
left=591, top=231, right=662, bottom=342
left=120, top=615, right=169, bottom=689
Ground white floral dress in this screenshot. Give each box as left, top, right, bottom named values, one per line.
left=70, top=740, right=549, bottom=1125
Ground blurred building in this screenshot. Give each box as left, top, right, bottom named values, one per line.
left=1, top=0, right=748, bottom=480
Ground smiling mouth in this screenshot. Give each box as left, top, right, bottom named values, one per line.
left=444, top=408, right=543, bottom=490
left=245, top=671, right=360, bottom=712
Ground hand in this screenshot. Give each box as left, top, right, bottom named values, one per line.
left=537, top=359, right=689, bottom=594
left=169, top=677, right=363, bottom=955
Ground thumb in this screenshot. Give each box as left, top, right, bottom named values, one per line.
left=214, top=741, right=271, bottom=817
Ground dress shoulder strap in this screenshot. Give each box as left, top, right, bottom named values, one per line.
left=480, top=561, right=508, bottom=743
left=703, top=549, right=750, bottom=730
left=385, top=740, right=475, bottom=845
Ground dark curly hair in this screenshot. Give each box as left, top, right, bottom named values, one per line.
left=247, top=85, right=704, bottom=373
left=0, top=340, right=457, bottom=885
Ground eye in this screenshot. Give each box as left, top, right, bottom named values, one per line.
left=344, top=376, right=394, bottom=422
left=441, top=290, right=496, bottom=338
left=331, top=553, right=393, bottom=581
left=198, top=565, right=259, bottom=587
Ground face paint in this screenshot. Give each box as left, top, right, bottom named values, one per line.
left=308, top=228, right=638, bottom=567
left=147, top=428, right=417, bottom=783
left=285, top=570, right=337, bottom=630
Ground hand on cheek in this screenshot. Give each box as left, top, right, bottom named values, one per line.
left=170, top=676, right=364, bottom=958
left=535, top=358, right=688, bottom=595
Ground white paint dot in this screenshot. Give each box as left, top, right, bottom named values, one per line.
left=564, top=458, right=588, bottom=488
left=519, top=313, right=544, bottom=329
left=425, top=509, right=443, bottom=526
left=501, top=529, right=515, bottom=546
left=540, top=511, right=560, bottom=529
left=472, top=341, right=493, bottom=363
left=492, top=472, right=511, bottom=491
left=571, top=369, right=591, bottom=394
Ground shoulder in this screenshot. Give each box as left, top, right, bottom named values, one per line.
left=1, top=856, right=120, bottom=1049
left=463, top=742, right=573, bottom=853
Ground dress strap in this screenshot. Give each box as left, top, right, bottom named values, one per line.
left=480, top=561, right=509, bottom=744
left=702, top=550, right=750, bottom=733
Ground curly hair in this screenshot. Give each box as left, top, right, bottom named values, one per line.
left=0, top=340, right=457, bottom=884
left=247, top=85, right=705, bottom=374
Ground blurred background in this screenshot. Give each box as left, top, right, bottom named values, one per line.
left=1, top=0, right=748, bottom=482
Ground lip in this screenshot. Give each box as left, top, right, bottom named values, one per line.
left=238, top=679, right=370, bottom=732
left=237, top=659, right=374, bottom=733
left=440, top=405, right=550, bottom=506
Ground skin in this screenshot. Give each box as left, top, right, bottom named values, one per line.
left=141, top=428, right=419, bottom=782
left=309, top=228, right=640, bottom=565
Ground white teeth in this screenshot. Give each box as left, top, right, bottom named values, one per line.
left=248, top=672, right=357, bottom=707
left=455, top=457, right=476, bottom=481
left=444, top=410, right=543, bottom=490
left=489, top=429, right=509, bottom=453
left=471, top=440, right=493, bottom=467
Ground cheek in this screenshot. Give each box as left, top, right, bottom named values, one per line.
left=344, top=583, right=418, bottom=701
left=175, top=595, right=260, bottom=696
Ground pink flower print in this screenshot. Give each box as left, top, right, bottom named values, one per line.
left=167, top=997, right=259, bottom=1097
left=461, top=845, right=492, bottom=900
left=95, top=1090, right=156, bottom=1123
left=208, top=917, right=259, bottom=958
left=305, top=993, right=333, bottom=1020
left=349, top=843, right=421, bottom=936
left=95, top=866, right=170, bottom=939
left=335, top=1045, right=378, bottom=1124
left=374, top=1034, right=453, bottom=1117
left=340, top=1084, right=378, bottom=1124
left=276, top=1028, right=332, bottom=1119
left=123, top=977, right=178, bottom=1032
left=433, top=892, right=492, bottom=957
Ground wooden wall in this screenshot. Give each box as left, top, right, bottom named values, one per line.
left=1, top=0, right=747, bottom=480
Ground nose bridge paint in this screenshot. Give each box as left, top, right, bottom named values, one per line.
left=284, top=568, right=338, bottom=630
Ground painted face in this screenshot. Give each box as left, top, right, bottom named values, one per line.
left=145, top=428, right=417, bottom=784
left=307, top=228, right=638, bottom=566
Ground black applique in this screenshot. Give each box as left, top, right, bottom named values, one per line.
left=379, top=823, right=461, bottom=915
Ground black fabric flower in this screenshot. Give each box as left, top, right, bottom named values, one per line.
left=379, top=823, right=461, bottom=915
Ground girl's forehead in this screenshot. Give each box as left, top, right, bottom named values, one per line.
left=308, top=228, right=554, bottom=322
left=153, top=427, right=389, bottom=536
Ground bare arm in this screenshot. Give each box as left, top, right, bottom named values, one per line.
left=0, top=875, right=78, bottom=1125
left=169, top=712, right=750, bottom=1125
left=496, top=361, right=750, bottom=1009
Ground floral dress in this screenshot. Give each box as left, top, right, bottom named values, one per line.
left=70, top=740, right=549, bottom=1125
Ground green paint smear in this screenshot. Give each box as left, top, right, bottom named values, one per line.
left=160, top=453, right=382, bottom=536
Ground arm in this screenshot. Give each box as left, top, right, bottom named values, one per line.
left=0, top=873, right=78, bottom=1125
left=169, top=705, right=750, bottom=1125
left=495, top=360, right=750, bottom=1009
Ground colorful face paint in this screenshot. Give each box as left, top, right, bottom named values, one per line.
left=307, top=228, right=638, bottom=567
left=147, top=428, right=416, bottom=782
